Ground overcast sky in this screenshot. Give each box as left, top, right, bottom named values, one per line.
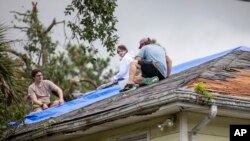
left=1, top=0, right=250, bottom=69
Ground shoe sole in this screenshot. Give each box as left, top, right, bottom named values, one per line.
left=120, top=86, right=137, bottom=93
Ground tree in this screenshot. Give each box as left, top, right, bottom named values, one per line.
left=46, top=43, right=115, bottom=100
left=11, top=2, right=64, bottom=68
left=0, top=23, right=30, bottom=138
left=11, top=2, right=115, bottom=100
left=0, top=2, right=116, bottom=138
left=65, top=0, right=119, bottom=56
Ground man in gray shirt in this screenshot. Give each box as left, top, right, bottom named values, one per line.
left=28, top=69, right=64, bottom=112
left=120, top=37, right=172, bottom=92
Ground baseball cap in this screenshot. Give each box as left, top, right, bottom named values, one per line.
left=139, top=37, right=151, bottom=49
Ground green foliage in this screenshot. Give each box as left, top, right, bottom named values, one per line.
left=0, top=23, right=31, bottom=137
left=224, top=67, right=232, bottom=71
left=194, top=82, right=215, bottom=100
left=0, top=23, right=7, bottom=43
left=11, top=2, right=114, bottom=100
left=65, top=0, right=119, bottom=56
left=194, top=82, right=206, bottom=94
left=224, top=67, right=235, bottom=72
left=45, top=43, right=115, bottom=101
left=0, top=3, right=116, bottom=137
left=12, top=2, right=58, bottom=67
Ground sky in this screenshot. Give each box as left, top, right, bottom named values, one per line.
left=1, top=0, right=250, bottom=70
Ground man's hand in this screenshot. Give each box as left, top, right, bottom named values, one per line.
left=41, top=103, right=49, bottom=110
left=59, top=99, right=64, bottom=105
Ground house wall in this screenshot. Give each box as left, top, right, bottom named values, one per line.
left=151, top=133, right=179, bottom=141
left=70, top=115, right=179, bottom=141
left=67, top=112, right=250, bottom=141
left=187, top=112, right=250, bottom=141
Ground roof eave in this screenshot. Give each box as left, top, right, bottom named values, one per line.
left=8, top=89, right=250, bottom=141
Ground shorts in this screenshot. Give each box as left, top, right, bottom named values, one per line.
left=138, top=60, right=165, bottom=80
left=32, top=101, right=51, bottom=111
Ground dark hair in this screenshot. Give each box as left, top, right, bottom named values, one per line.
left=117, top=45, right=128, bottom=53
left=142, top=38, right=152, bottom=46
left=31, top=69, right=42, bottom=78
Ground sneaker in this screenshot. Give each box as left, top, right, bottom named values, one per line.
left=142, top=76, right=159, bottom=85
left=120, top=84, right=137, bottom=92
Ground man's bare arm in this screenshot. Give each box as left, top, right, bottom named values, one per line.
left=166, top=55, right=172, bottom=78
left=30, top=94, right=43, bottom=106
left=55, top=86, right=64, bottom=103
left=30, top=94, right=48, bottom=109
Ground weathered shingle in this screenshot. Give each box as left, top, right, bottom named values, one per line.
left=5, top=48, right=250, bottom=141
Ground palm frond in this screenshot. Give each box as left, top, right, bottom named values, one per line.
left=0, top=23, right=7, bottom=46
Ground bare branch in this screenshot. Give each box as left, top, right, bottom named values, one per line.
left=44, top=18, right=56, bottom=34
left=3, top=47, right=31, bottom=68
left=62, top=21, right=69, bottom=48
left=37, top=49, right=42, bottom=66
left=55, top=20, right=65, bottom=25
left=80, top=79, right=98, bottom=88
left=44, top=19, right=65, bottom=34
left=75, top=34, right=80, bottom=45
left=4, top=39, right=25, bottom=44
left=10, top=11, right=28, bottom=16
left=12, top=25, right=29, bottom=30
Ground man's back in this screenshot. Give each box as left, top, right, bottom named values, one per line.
left=138, top=44, right=167, bottom=77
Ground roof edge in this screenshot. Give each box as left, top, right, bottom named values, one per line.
left=8, top=89, right=250, bottom=141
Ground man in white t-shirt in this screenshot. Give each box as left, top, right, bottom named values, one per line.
left=97, top=45, right=134, bottom=90
left=113, top=45, right=134, bottom=81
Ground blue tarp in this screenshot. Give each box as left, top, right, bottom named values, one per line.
left=172, top=46, right=250, bottom=74
left=24, top=46, right=250, bottom=124
left=25, top=84, right=121, bottom=124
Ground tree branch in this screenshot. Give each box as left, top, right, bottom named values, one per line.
left=80, top=79, right=97, bottom=88
left=3, top=47, right=31, bottom=68
left=13, top=25, right=29, bottom=30
left=44, top=19, right=65, bottom=34
left=10, top=11, right=28, bottom=16
left=44, top=18, right=56, bottom=34
left=3, top=39, right=25, bottom=45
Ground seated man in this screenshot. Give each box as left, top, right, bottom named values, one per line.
left=120, top=37, right=172, bottom=92
left=97, top=45, right=134, bottom=90
left=112, top=45, right=134, bottom=88
left=28, top=69, right=64, bottom=112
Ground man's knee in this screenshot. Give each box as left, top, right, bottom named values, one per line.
left=133, top=76, right=144, bottom=84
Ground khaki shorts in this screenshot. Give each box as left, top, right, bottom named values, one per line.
left=32, top=101, right=51, bottom=111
